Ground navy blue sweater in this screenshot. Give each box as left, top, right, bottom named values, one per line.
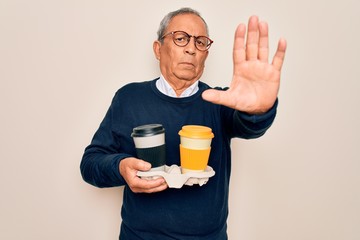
left=80, top=79, right=277, bottom=240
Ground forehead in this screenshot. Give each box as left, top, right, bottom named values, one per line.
left=167, top=14, right=207, bottom=35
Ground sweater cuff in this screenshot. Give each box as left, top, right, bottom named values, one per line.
left=237, top=98, right=278, bottom=124
left=111, top=153, right=133, bottom=186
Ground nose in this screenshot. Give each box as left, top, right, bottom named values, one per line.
left=184, top=37, right=196, bottom=55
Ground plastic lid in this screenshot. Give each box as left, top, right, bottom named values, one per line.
left=131, top=124, right=165, bottom=137
left=178, top=125, right=214, bottom=139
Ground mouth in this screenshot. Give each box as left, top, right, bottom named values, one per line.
left=180, top=62, right=195, bottom=67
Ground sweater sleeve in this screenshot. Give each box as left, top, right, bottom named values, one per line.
left=230, top=99, right=278, bottom=139
left=80, top=92, right=132, bottom=188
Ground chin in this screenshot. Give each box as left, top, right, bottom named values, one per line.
left=178, top=77, right=198, bottom=82
left=175, top=73, right=198, bottom=82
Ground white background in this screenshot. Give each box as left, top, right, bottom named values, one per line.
left=1, top=0, right=359, bottom=239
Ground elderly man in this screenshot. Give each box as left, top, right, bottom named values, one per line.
left=81, top=7, right=286, bottom=240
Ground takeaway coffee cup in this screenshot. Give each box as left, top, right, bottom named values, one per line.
left=178, top=125, right=214, bottom=173
left=131, top=124, right=166, bottom=171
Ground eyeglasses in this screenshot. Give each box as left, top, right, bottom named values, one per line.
left=161, top=31, right=213, bottom=51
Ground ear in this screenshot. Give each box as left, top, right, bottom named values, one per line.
left=153, top=41, right=161, bottom=60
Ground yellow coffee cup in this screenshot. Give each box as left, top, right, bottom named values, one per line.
left=178, top=125, right=214, bottom=173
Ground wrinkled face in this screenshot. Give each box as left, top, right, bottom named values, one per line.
left=153, top=14, right=209, bottom=87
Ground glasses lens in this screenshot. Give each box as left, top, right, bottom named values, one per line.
left=173, top=32, right=190, bottom=46
left=195, top=36, right=211, bottom=51
left=169, top=31, right=212, bottom=51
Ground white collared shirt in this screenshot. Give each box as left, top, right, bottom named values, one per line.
left=156, top=75, right=199, bottom=98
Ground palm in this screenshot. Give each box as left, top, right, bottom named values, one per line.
left=202, top=16, right=287, bottom=114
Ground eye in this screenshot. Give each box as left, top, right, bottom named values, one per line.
left=196, top=38, right=206, bottom=46
left=175, top=36, right=187, bottom=43
left=172, top=32, right=190, bottom=45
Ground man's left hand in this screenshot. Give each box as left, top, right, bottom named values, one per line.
left=202, top=15, right=287, bottom=114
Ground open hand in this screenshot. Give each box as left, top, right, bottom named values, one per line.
left=202, top=16, right=287, bottom=114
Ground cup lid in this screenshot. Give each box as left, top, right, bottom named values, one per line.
left=178, top=125, right=214, bottom=139
left=131, top=124, right=165, bottom=137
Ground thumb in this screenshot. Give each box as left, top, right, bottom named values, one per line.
left=135, top=159, right=152, bottom=171
left=202, top=89, right=225, bottom=105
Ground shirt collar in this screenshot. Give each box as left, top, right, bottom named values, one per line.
left=156, top=75, right=199, bottom=98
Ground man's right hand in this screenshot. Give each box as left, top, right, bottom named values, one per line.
left=119, top=157, right=168, bottom=193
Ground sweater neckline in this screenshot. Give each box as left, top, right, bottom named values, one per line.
left=150, top=78, right=207, bottom=104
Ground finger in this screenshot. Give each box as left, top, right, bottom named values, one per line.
left=119, top=158, right=152, bottom=183
left=202, top=89, right=233, bottom=109
left=131, top=177, right=167, bottom=193
left=202, top=89, right=222, bottom=105
left=246, top=15, right=259, bottom=60
left=120, top=157, right=151, bottom=173
left=272, top=38, right=287, bottom=71
left=258, top=21, right=269, bottom=62
left=134, top=159, right=152, bottom=171
left=144, top=181, right=168, bottom=193
left=233, top=23, right=246, bottom=65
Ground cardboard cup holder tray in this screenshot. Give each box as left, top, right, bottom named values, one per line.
left=137, top=165, right=215, bottom=188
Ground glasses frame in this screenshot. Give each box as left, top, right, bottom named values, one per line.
left=161, top=31, right=214, bottom=51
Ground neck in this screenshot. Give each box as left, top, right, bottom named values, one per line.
left=164, top=77, right=198, bottom=97
left=170, top=82, right=192, bottom=96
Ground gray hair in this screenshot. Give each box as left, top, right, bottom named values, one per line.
left=157, top=7, right=209, bottom=43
